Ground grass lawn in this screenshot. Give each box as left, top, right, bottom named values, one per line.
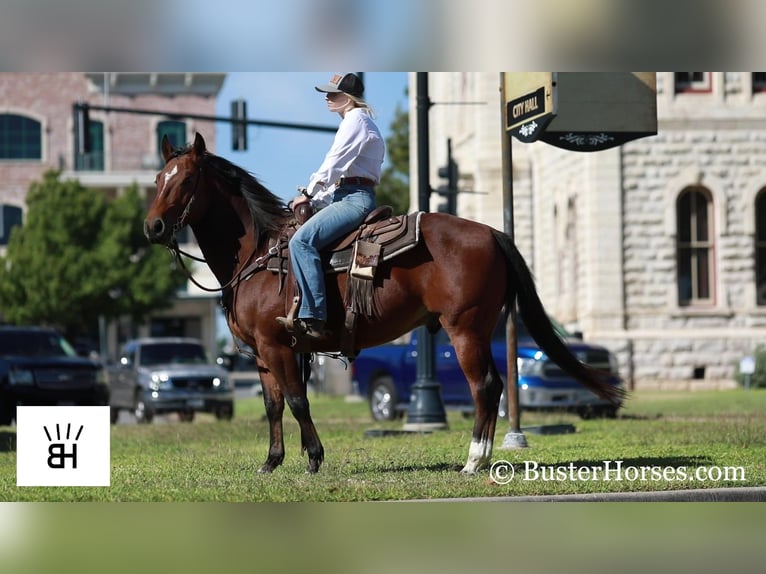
left=1, top=388, right=764, bottom=501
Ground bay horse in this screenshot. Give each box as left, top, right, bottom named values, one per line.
left=143, top=133, right=623, bottom=475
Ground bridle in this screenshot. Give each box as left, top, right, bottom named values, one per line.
left=161, top=163, right=274, bottom=294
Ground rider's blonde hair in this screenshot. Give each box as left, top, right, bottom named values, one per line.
left=347, top=94, right=376, bottom=119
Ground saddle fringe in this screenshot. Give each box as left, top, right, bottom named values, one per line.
left=345, top=275, right=378, bottom=319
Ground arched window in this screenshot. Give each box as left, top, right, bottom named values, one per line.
left=677, top=186, right=715, bottom=306
left=755, top=189, right=766, bottom=305
left=0, top=113, right=42, bottom=160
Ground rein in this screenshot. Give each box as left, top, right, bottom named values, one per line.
left=163, top=163, right=279, bottom=293
left=166, top=238, right=280, bottom=294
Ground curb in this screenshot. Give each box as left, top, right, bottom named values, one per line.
left=431, top=486, right=766, bottom=502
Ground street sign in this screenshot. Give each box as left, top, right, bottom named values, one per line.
left=504, top=72, right=657, bottom=151
left=504, top=72, right=556, bottom=142
left=740, top=356, right=756, bottom=375
left=540, top=72, right=657, bottom=151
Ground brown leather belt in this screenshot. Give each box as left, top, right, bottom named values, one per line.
left=338, top=177, right=376, bottom=187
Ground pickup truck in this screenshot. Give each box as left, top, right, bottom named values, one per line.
left=108, top=337, right=234, bottom=424
left=352, top=318, right=624, bottom=422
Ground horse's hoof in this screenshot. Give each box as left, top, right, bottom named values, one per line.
left=257, top=464, right=275, bottom=474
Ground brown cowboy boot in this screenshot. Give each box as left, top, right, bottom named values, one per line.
left=295, top=319, right=331, bottom=341
left=276, top=316, right=330, bottom=341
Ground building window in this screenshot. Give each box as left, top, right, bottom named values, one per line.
left=753, top=73, right=766, bottom=94
left=674, top=72, right=712, bottom=94
left=677, top=187, right=715, bottom=306
left=157, top=120, right=187, bottom=163
left=755, top=189, right=766, bottom=305
left=0, top=204, right=23, bottom=245
left=75, top=119, right=105, bottom=171
left=0, top=113, right=42, bottom=160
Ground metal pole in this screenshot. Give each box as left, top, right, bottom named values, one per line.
left=76, top=103, right=338, bottom=134
left=403, top=72, right=448, bottom=431
left=499, top=73, right=528, bottom=449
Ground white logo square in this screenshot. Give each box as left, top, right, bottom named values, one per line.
left=16, top=406, right=110, bottom=487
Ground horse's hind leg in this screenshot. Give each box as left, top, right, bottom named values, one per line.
left=448, top=330, right=504, bottom=475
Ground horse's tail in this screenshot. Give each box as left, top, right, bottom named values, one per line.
left=491, top=229, right=625, bottom=406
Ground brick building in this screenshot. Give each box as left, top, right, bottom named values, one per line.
left=0, top=73, right=226, bottom=359
left=414, top=72, right=766, bottom=390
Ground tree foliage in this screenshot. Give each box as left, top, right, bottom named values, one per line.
left=376, top=101, right=410, bottom=215
left=0, top=171, right=186, bottom=338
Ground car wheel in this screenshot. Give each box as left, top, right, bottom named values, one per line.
left=592, top=405, right=619, bottom=419
left=0, top=403, right=13, bottom=427
left=178, top=409, right=195, bottom=423
left=134, top=392, right=154, bottom=424
left=110, top=407, right=120, bottom=425
left=369, top=376, right=399, bottom=421
left=215, top=404, right=234, bottom=421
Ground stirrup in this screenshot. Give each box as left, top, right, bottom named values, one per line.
left=296, top=319, right=331, bottom=341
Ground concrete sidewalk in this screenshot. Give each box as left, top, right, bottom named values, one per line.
left=434, top=486, right=766, bottom=502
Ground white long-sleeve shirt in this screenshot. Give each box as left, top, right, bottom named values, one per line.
left=306, top=107, right=385, bottom=208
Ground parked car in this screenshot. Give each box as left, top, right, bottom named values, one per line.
left=108, top=337, right=234, bottom=424
left=352, top=317, right=624, bottom=422
left=0, top=325, right=110, bottom=426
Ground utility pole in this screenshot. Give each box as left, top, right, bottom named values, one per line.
left=499, top=73, right=528, bottom=450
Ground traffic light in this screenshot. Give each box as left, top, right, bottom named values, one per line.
left=73, top=102, right=92, bottom=154
left=231, top=99, right=248, bottom=151
left=436, top=138, right=458, bottom=215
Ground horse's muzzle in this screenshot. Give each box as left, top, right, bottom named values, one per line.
left=144, top=217, right=168, bottom=244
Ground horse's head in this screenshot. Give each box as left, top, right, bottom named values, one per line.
left=144, top=132, right=209, bottom=245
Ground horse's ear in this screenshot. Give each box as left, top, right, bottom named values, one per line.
left=161, top=135, right=174, bottom=164
left=193, top=132, right=206, bottom=156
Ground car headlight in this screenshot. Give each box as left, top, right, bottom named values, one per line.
left=517, top=357, right=542, bottom=376
left=149, top=373, right=173, bottom=391
left=8, top=368, right=34, bottom=385
left=212, top=376, right=231, bottom=390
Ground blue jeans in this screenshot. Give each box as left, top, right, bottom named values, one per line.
left=290, top=185, right=376, bottom=321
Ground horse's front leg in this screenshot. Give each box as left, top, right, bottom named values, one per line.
left=286, top=353, right=325, bottom=474
left=257, top=365, right=286, bottom=473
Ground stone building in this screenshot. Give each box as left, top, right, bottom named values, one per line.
left=413, top=72, right=766, bottom=389
left=0, top=73, right=226, bottom=359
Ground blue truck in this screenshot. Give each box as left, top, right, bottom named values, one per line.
left=351, top=318, right=624, bottom=421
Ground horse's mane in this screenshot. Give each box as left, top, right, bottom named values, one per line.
left=176, top=144, right=291, bottom=245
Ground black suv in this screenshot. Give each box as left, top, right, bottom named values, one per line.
left=0, top=326, right=110, bottom=426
